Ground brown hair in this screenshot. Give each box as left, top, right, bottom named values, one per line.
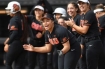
left=16, top=11, right=28, bottom=43
left=95, top=4, right=105, bottom=12
left=67, top=1, right=81, bottom=14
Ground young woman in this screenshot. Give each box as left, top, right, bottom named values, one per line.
left=67, top=1, right=81, bottom=38
left=67, top=2, right=86, bottom=69
left=65, top=0, right=104, bottom=69
left=94, top=4, right=105, bottom=69
left=4, top=1, right=28, bottom=69
left=26, top=5, right=47, bottom=69
left=23, top=13, right=81, bottom=69
left=53, top=7, right=67, bottom=23
left=30, top=0, right=53, bottom=15
left=58, top=17, right=68, bottom=28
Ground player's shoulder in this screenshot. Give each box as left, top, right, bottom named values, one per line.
left=55, top=24, right=68, bottom=33
left=86, top=10, right=94, bottom=15
left=99, top=15, right=105, bottom=19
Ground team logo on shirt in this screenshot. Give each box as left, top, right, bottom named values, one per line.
left=49, top=38, right=59, bottom=45
left=31, top=22, right=43, bottom=31
left=80, top=20, right=85, bottom=27
left=80, top=20, right=89, bottom=26
left=48, top=35, right=59, bottom=45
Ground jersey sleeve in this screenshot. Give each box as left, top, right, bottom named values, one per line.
left=99, top=16, right=105, bottom=28
left=84, top=11, right=95, bottom=25
left=9, top=18, right=18, bottom=30
left=7, top=18, right=19, bottom=44
left=58, top=28, right=69, bottom=44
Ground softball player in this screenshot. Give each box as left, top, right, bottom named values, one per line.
left=65, top=0, right=104, bottom=69
left=26, top=5, right=47, bottom=69
left=4, top=1, right=28, bottom=69
left=23, top=13, right=81, bottom=69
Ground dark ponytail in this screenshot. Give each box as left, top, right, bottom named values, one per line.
left=16, top=11, right=28, bottom=43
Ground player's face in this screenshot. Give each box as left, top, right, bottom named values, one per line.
left=34, top=9, right=44, bottom=17
left=42, top=18, right=54, bottom=31
left=58, top=18, right=67, bottom=28
left=78, top=1, right=89, bottom=13
left=55, top=13, right=62, bottom=20
left=67, top=4, right=77, bottom=17
left=95, top=12, right=103, bottom=18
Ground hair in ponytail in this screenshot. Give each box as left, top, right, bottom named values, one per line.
left=16, top=11, right=28, bottom=43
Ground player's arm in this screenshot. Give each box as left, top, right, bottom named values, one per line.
left=23, top=43, right=52, bottom=53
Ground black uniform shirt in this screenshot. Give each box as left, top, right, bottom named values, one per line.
left=45, top=24, right=78, bottom=50
left=98, top=15, right=105, bottom=37
left=27, top=15, right=45, bottom=45
left=7, top=15, right=23, bottom=44
left=80, top=10, right=100, bottom=37
left=72, top=14, right=81, bottom=37
left=74, top=14, right=81, bottom=26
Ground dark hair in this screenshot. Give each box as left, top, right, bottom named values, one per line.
left=67, top=1, right=80, bottom=14
left=95, top=4, right=105, bottom=12
left=16, top=11, right=28, bottom=43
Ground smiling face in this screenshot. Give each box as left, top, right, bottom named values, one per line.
left=67, top=3, right=78, bottom=17
left=78, top=1, right=89, bottom=13
left=34, top=8, right=44, bottom=17
left=55, top=13, right=62, bottom=20
left=42, top=18, right=54, bottom=31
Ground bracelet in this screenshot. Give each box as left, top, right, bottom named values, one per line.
left=71, top=23, right=75, bottom=28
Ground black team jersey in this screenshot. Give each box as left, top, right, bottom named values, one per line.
left=45, top=24, right=79, bottom=50
left=7, top=15, right=23, bottom=44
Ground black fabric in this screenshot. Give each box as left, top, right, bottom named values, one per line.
left=98, top=15, right=105, bottom=37
left=79, top=10, right=105, bottom=69
left=74, top=14, right=81, bottom=26
left=26, top=15, right=45, bottom=45
left=26, top=15, right=47, bottom=69
left=72, top=14, right=81, bottom=38
left=7, top=15, right=23, bottom=44
left=58, top=43, right=81, bottom=69
left=45, top=24, right=81, bottom=69
left=45, top=24, right=79, bottom=50
left=42, top=13, right=54, bottom=21
left=80, top=10, right=100, bottom=37
left=6, top=40, right=26, bottom=69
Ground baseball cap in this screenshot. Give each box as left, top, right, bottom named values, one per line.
left=77, top=0, right=90, bottom=4
left=41, top=14, right=54, bottom=21
left=34, top=5, right=44, bottom=11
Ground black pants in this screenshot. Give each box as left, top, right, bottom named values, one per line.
left=28, top=39, right=47, bottom=69
left=100, top=36, right=105, bottom=69
left=28, top=51, right=47, bottom=69
left=78, top=44, right=87, bottom=69
left=5, top=40, right=26, bottom=69
left=47, top=47, right=58, bottom=69
left=58, top=43, right=81, bottom=69
left=97, top=36, right=105, bottom=69
left=85, top=39, right=104, bottom=69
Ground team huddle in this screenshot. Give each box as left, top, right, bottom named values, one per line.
left=3, top=0, right=105, bottom=69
